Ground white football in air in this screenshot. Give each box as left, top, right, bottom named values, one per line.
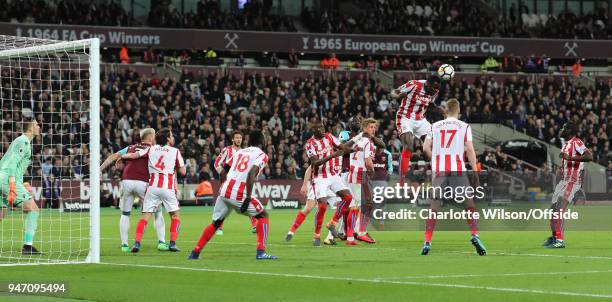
left=438, top=64, right=455, bottom=80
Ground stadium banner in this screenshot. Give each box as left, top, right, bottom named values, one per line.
left=28, top=179, right=304, bottom=207
left=268, top=199, right=301, bottom=209
left=1, top=23, right=611, bottom=58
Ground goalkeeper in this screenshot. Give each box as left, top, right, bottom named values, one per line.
left=0, top=118, right=42, bottom=254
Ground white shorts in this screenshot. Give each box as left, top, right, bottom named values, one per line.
left=119, top=179, right=147, bottom=213
left=396, top=116, right=432, bottom=138
left=142, top=187, right=180, bottom=213
left=348, top=183, right=362, bottom=207
left=310, top=175, right=349, bottom=201
left=552, top=180, right=581, bottom=204
left=212, top=196, right=264, bottom=221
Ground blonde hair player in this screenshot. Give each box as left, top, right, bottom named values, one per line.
left=122, top=128, right=187, bottom=253
left=421, top=99, right=486, bottom=256
left=100, top=128, right=169, bottom=252
left=343, top=118, right=378, bottom=245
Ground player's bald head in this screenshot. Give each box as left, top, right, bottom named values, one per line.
left=446, top=99, right=460, bottom=116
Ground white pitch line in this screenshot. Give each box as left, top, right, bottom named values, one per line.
left=97, top=237, right=612, bottom=259
left=453, top=251, right=612, bottom=261
left=382, top=269, right=612, bottom=280
left=101, top=262, right=612, bottom=299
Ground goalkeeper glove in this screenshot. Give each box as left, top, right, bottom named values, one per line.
left=7, top=181, right=17, bottom=207
left=240, top=197, right=251, bottom=213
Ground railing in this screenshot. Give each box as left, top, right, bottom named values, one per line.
left=471, top=126, right=545, bottom=172
left=481, top=164, right=527, bottom=200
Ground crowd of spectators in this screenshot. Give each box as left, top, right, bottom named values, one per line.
left=515, top=4, right=610, bottom=39
left=0, top=0, right=133, bottom=26
left=304, top=0, right=610, bottom=39
left=3, top=0, right=609, bottom=40
left=93, top=68, right=611, bottom=185
left=0, top=65, right=91, bottom=208
left=148, top=0, right=297, bottom=31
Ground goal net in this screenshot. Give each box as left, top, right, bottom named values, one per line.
left=0, top=35, right=100, bottom=265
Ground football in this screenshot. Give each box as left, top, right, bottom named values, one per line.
left=438, top=64, right=455, bottom=80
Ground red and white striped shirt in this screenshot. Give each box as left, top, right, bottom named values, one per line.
left=220, top=147, right=268, bottom=201
left=138, top=145, right=185, bottom=190
left=214, top=145, right=240, bottom=171
left=348, top=137, right=375, bottom=184
left=396, top=80, right=438, bottom=121
left=428, top=117, right=472, bottom=174
left=305, top=133, right=342, bottom=179
left=560, top=137, right=587, bottom=183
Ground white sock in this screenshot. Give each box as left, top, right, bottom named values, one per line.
left=154, top=211, right=166, bottom=243
left=119, top=214, right=130, bottom=245
left=325, top=231, right=334, bottom=240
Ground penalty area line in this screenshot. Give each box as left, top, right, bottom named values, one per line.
left=382, top=269, right=612, bottom=280
left=101, top=262, right=612, bottom=299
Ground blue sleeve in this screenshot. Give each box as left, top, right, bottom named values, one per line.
left=117, top=147, right=129, bottom=155
left=384, top=149, right=393, bottom=173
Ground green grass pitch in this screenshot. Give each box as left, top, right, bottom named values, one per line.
left=1, top=206, right=612, bottom=301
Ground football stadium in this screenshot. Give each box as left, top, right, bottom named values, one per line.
left=0, top=0, right=611, bottom=301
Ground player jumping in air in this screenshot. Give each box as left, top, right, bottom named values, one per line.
left=99, top=128, right=169, bottom=252
left=390, top=75, right=443, bottom=185
left=304, top=119, right=364, bottom=246
left=421, top=99, right=486, bottom=256
left=213, top=130, right=257, bottom=235
left=189, top=130, right=277, bottom=260
left=122, top=128, right=186, bottom=253
left=0, top=118, right=42, bottom=254
left=543, top=121, right=592, bottom=249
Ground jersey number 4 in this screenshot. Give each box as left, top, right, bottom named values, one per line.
left=155, top=156, right=166, bottom=170
left=439, top=129, right=457, bottom=148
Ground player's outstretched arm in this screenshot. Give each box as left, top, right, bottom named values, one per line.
left=241, top=165, right=260, bottom=213
left=384, top=149, right=394, bottom=174
left=389, top=87, right=405, bottom=99
left=423, top=137, right=433, bottom=160
left=365, top=157, right=375, bottom=176
left=178, top=165, right=187, bottom=176
left=100, top=152, right=121, bottom=172
left=121, top=152, right=140, bottom=160
left=219, top=163, right=230, bottom=184
left=371, top=136, right=386, bottom=149
left=301, top=165, right=312, bottom=196
left=465, top=141, right=480, bottom=186
left=311, top=132, right=371, bottom=167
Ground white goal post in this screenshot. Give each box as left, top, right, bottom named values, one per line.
left=0, top=36, right=100, bottom=265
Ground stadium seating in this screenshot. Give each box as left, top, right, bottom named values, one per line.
left=2, top=0, right=609, bottom=39
left=90, top=69, right=611, bottom=184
